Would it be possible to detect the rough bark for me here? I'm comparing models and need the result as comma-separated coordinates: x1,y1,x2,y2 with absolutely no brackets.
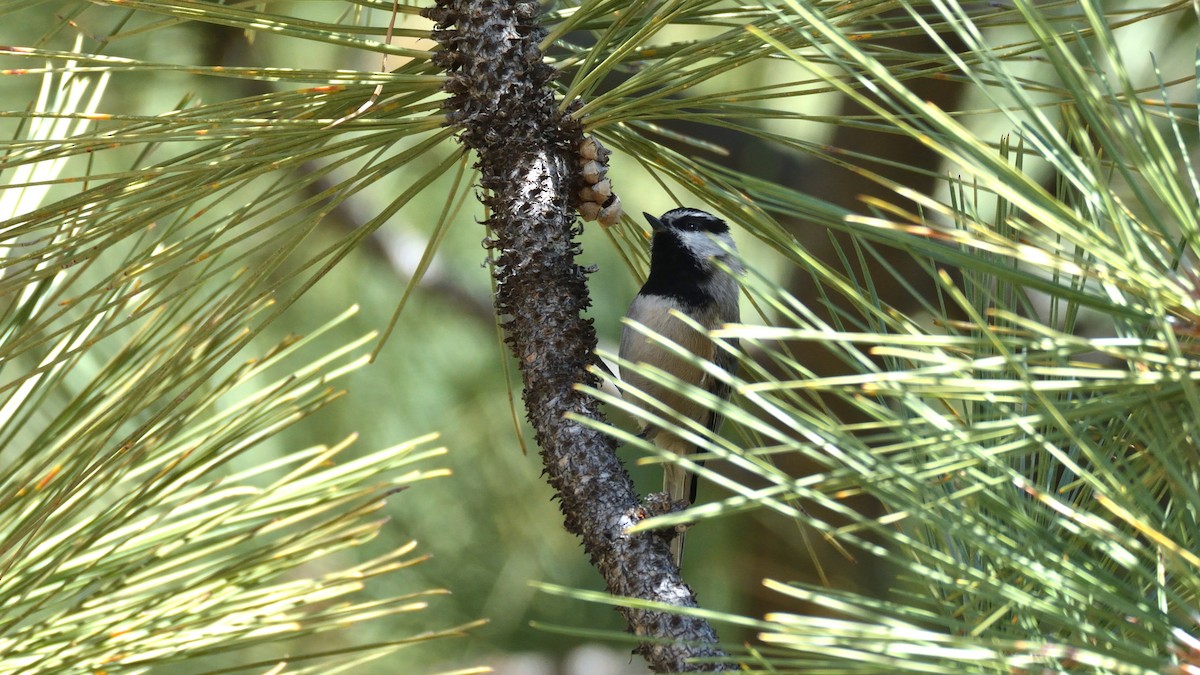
422,0,731,670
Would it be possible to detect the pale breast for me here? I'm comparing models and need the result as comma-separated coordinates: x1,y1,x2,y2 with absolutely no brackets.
619,295,722,430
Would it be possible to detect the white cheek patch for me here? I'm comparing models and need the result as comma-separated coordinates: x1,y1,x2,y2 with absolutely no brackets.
676,232,735,267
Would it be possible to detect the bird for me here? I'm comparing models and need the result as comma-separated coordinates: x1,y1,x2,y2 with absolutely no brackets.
619,207,741,565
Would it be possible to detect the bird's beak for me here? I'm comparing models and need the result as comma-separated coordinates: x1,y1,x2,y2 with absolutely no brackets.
643,212,665,232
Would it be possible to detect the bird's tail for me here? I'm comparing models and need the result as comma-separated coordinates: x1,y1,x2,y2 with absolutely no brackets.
659,433,697,566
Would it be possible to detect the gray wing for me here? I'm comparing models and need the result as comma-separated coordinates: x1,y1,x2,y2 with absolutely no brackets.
705,339,737,436
703,276,740,438
689,297,739,503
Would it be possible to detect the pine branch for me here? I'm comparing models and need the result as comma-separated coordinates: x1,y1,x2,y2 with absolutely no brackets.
421,0,730,670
